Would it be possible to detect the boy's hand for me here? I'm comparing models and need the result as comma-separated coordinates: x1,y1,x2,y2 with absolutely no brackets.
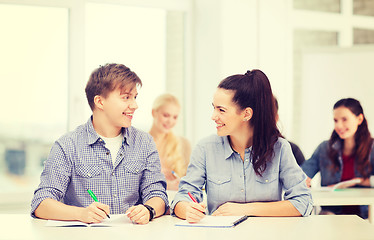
125,205,150,224
79,202,110,223
185,202,206,223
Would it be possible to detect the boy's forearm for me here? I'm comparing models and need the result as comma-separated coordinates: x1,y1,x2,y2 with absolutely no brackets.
34,198,82,221
173,201,188,219
144,197,166,218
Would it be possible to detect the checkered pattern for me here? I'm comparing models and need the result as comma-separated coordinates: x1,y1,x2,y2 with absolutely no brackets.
31,117,168,216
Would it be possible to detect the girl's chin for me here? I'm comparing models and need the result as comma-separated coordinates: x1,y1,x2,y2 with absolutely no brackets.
338,133,353,140
161,129,171,134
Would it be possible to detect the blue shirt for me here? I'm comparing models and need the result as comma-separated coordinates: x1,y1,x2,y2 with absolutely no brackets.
302,140,374,186
301,140,374,219
31,117,168,216
171,135,313,216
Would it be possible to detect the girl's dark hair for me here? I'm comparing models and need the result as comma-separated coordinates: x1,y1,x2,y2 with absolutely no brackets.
218,70,280,176
328,98,373,178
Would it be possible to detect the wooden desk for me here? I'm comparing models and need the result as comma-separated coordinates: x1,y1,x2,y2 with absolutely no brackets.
1,214,374,240
311,188,374,223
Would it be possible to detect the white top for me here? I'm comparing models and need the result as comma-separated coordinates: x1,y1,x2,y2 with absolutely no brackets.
99,133,123,165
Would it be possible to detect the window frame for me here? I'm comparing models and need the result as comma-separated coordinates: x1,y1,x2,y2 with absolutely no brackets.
0,0,193,210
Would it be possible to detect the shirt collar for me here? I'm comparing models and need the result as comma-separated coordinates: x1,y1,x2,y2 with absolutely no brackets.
332,140,342,151
223,136,235,160
121,127,130,146
223,136,253,160
86,116,129,146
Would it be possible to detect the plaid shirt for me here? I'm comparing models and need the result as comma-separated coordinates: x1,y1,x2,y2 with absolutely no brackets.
31,117,168,216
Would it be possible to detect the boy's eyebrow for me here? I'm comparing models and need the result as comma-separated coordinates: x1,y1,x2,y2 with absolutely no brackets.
120,88,138,95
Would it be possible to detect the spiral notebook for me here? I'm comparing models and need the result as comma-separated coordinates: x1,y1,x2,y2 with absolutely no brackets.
175,215,249,228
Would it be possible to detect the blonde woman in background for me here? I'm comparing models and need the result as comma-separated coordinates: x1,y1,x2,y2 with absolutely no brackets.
149,93,191,190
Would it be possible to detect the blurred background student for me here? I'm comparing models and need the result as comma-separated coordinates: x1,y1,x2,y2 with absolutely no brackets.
274,96,305,166
302,98,374,218
149,93,191,191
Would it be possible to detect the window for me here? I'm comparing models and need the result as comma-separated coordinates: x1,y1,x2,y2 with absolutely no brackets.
0,4,68,212
290,0,374,163
293,0,340,13
85,3,167,131
354,28,374,44
0,0,190,214
354,0,374,17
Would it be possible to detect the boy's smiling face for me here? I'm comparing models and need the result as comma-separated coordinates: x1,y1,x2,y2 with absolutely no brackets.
100,85,139,130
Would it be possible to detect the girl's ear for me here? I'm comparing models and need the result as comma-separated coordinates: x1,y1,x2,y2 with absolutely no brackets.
358,113,364,125
242,107,253,121
94,95,104,110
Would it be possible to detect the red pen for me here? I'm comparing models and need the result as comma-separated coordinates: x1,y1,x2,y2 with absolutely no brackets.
188,192,205,215
188,192,198,203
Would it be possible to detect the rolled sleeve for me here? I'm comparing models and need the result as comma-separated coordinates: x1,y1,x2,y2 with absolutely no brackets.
140,138,168,210
31,142,72,217
280,141,313,216
170,144,206,215
301,142,325,179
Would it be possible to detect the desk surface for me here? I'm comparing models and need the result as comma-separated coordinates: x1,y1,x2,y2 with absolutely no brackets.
311,188,374,224
312,188,374,206
1,214,374,240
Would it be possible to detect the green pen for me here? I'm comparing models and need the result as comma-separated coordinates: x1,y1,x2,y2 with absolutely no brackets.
87,189,110,218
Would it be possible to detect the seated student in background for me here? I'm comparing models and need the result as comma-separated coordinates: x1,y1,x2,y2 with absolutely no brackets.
302,98,374,218
274,96,305,166
149,94,191,191
171,69,313,223
31,63,168,224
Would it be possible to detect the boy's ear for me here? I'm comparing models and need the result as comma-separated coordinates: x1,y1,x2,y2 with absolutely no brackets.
94,95,104,110
152,109,156,117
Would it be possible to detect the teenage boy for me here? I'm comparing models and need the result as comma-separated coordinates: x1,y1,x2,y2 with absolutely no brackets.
31,63,168,224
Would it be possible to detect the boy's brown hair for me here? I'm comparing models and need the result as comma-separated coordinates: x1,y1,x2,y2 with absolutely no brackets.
85,63,142,110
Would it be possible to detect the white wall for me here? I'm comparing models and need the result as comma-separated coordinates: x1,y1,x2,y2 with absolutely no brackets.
191,0,224,144
299,46,374,158
191,0,294,145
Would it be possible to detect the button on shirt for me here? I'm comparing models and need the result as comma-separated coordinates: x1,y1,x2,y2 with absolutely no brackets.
31,117,168,216
171,135,313,216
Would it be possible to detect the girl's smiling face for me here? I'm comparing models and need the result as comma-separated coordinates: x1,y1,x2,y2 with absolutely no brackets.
152,103,180,134
333,106,363,141
211,88,248,137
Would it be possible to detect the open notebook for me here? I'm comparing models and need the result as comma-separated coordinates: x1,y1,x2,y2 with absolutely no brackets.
45,214,131,227
317,178,362,191
175,215,249,228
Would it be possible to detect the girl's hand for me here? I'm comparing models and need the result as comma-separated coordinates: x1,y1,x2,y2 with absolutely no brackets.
162,168,177,181
212,202,245,216
305,177,312,188
185,202,206,223
166,178,180,190
331,178,363,189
